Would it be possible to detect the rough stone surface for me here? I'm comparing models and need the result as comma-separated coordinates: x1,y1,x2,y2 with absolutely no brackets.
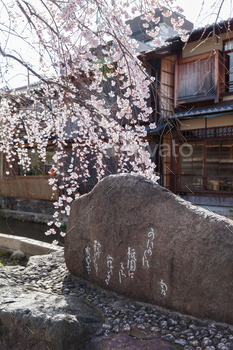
0,289,102,350
0,252,102,350
65,173,233,324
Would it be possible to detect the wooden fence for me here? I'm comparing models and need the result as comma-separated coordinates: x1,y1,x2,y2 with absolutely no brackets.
0,176,58,200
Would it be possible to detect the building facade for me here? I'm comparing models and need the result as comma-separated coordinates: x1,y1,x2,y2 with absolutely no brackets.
148,19,233,217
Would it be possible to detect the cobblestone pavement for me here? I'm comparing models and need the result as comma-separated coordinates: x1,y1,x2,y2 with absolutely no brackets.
1,251,233,350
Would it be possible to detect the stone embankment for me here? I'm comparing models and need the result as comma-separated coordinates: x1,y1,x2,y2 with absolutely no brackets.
1,251,233,350
0,209,68,224
0,209,54,224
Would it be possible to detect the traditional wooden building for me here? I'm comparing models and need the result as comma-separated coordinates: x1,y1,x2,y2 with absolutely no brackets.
1,16,232,219
147,18,233,216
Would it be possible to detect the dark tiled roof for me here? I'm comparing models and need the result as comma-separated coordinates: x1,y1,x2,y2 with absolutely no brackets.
147,104,233,135
170,104,233,119
166,17,233,43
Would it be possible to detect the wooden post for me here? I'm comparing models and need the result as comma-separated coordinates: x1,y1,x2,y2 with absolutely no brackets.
215,50,220,103
174,60,179,108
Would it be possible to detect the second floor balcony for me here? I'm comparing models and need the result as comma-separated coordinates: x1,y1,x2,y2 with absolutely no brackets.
174,51,229,107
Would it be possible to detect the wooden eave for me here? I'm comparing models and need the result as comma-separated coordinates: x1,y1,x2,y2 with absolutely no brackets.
140,42,182,62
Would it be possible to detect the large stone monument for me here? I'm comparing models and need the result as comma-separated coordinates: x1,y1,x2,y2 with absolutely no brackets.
65,174,233,324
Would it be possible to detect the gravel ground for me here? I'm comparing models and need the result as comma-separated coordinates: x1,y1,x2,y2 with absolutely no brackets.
1,251,233,350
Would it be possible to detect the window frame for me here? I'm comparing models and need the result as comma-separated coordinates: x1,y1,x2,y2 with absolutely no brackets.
223,38,233,93
177,131,233,193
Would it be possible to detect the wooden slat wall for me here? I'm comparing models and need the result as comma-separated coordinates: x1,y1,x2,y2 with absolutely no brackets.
160,55,176,117
0,176,58,200
178,56,215,99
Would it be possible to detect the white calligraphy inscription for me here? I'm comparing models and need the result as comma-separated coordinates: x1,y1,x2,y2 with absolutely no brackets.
159,279,168,296
105,255,113,285
85,246,91,274
93,240,101,275
119,262,126,283
127,247,137,278
142,228,155,267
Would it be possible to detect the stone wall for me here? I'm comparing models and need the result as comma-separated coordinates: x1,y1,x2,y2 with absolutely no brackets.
0,196,55,215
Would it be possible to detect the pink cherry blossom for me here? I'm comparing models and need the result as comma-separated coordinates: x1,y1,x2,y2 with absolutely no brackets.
0,0,187,237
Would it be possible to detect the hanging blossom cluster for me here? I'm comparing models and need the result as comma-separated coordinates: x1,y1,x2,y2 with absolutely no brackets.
171,16,190,42
0,0,186,243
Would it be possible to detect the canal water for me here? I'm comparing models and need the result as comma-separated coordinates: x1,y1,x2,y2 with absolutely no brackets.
0,218,65,246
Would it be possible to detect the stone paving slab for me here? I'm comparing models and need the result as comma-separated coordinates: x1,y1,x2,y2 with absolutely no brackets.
85,328,179,349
